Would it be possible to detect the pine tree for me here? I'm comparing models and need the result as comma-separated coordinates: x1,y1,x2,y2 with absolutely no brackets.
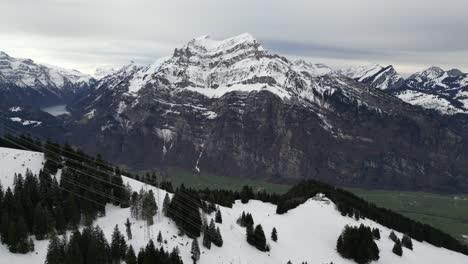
65,230,84,264
125,245,137,264
33,203,50,240
215,209,222,224
130,192,139,219
202,224,211,249
125,218,132,240
372,228,380,240
254,224,267,251
402,234,413,250
271,227,278,242
167,186,202,237
246,224,255,246
141,190,158,226
111,225,127,263
45,233,65,264
13,216,31,253
64,194,80,229
157,231,163,244
87,226,111,264
191,238,200,264
392,239,403,256
213,227,223,247
0,212,10,244
162,193,171,216
336,225,380,264
389,231,398,242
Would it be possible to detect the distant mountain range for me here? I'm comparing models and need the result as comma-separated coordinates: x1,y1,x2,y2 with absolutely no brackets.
1,34,468,192
339,64,468,114
0,51,95,107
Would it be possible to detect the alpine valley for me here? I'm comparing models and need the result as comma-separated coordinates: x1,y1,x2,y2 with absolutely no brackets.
1,33,468,194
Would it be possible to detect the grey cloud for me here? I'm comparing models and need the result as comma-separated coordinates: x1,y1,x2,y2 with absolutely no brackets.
0,0,467,74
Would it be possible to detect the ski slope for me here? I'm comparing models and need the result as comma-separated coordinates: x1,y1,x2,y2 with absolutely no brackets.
0,147,467,264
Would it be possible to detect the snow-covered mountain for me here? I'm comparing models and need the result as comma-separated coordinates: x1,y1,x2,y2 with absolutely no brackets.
338,64,404,90
399,66,468,114
63,33,468,193
1,147,467,264
93,67,119,80
0,51,95,107
341,64,468,114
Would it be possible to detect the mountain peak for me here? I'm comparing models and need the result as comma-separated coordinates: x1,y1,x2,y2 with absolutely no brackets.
186,33,262,53
447,68,464,77
0,51,10,59
419,66,445,79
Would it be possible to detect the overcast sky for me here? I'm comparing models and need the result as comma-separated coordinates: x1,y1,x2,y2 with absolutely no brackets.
1,0,467,75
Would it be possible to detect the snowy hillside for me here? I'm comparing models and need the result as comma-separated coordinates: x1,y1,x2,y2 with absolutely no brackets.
0,147,45,187
395,90,464,115
0,147,467,264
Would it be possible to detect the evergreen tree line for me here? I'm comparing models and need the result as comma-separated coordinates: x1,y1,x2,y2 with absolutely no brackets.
130,188,158,226
202,217,223,249
238,212,269,252
45,224,183,264
0,172,36,253
3,134,465,256
0,134,130,254
276,179,468,255
389,231,413,257
336,224,380,264
166,185,203,238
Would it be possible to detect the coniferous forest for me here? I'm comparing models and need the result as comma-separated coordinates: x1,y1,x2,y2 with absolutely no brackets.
0,134,467,264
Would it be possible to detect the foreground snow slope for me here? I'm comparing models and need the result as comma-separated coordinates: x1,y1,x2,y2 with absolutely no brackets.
0,147,45,188
0,147,467,264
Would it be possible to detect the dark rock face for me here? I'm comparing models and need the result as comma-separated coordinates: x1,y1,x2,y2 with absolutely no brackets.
67,81,468,193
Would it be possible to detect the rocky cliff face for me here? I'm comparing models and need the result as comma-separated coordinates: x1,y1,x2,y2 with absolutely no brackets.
65,34,468,192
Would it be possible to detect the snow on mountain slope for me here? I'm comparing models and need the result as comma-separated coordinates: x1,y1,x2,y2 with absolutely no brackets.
396,90,464,115
0,148,467,264
341,64,468,114
338,64,404,90
89,33,349,102
0,147,45,188
93,67,119,80
0,51,93,91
